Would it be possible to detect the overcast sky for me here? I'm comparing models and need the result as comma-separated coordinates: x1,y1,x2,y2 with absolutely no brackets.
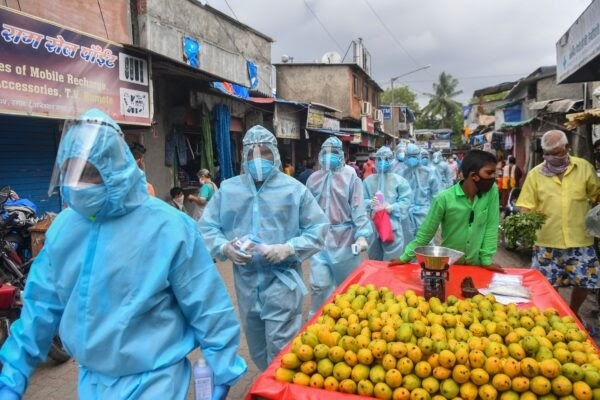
205,0,591,107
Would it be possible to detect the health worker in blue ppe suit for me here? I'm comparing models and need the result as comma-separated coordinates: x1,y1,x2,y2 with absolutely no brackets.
199,125,328,371
0,109,246,400
402,143,442,244
432,150,453,189
363,146,412,261
392,141,407,175
306,137,372,318
420,148,443,181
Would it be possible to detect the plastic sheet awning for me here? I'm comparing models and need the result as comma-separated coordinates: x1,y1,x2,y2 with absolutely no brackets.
246,261,596,400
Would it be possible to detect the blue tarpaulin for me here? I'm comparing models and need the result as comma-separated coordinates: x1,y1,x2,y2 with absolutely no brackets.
247,60,258,89
213,104,234,180
212,82,250,99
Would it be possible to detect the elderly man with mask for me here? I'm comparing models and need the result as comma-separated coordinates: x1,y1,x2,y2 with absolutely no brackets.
517,130,600,315
363,146,412,261
306,137,372,318
199,125,328,371
0,109,246,399
401,143,442,244
432,150,453,189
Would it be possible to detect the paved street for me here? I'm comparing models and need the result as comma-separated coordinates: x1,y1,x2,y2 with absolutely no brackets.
21,246,600,399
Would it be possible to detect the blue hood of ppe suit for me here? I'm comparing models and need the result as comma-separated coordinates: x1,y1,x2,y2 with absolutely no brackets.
55,108,148,219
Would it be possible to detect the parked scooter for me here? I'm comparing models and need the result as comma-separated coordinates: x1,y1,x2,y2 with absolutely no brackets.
0,186,70,363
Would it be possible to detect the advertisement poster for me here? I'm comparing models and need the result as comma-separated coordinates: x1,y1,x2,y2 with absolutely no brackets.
0,6,150,125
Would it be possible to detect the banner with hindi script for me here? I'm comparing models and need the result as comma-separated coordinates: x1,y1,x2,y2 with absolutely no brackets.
0,6,150,125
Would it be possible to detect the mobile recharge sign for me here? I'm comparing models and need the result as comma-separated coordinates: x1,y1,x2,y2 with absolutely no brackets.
0,6,150,125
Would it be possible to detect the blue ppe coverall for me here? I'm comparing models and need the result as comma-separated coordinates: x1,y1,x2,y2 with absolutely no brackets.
392,142,407,175
401,144,442,245
363,146,412,261
432,151,453,189
199,125,328,371
0,109,246,399
306,137,372,318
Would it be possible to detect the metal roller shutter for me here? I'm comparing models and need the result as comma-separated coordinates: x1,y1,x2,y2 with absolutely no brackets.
0,115,61,215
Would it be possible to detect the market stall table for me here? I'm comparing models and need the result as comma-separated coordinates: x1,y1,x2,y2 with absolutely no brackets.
246,260,598,400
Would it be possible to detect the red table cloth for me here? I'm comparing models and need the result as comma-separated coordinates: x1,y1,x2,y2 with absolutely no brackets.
246,261,596,400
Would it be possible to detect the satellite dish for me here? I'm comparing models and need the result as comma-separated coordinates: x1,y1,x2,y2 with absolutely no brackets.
321,51,342,64
281,55,290,63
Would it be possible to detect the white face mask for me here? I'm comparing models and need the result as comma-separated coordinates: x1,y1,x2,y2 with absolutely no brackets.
174,196,184,207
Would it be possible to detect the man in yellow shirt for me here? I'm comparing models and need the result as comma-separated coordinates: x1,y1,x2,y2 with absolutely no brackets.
517,130,600,314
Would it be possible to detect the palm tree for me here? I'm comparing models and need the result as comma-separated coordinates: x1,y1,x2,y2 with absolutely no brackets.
421,72,463,128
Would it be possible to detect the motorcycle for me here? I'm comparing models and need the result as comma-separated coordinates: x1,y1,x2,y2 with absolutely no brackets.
0,186,71,364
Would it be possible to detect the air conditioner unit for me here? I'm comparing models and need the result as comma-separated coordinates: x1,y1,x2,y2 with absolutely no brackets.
361,101,372,116
374,109,384,122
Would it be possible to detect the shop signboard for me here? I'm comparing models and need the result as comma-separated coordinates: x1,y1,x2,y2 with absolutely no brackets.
274,103,300,139
430,139,452,149
0,6,150,124
380,106,391,120
306,107,324,129
556,0,600,84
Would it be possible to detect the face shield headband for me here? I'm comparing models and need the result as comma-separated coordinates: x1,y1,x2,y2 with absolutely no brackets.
245,145,275,182
49,120,107,196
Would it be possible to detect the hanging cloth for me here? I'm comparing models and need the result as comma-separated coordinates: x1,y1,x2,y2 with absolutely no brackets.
200,102,215,172
213,104,234,180
165,127,188,166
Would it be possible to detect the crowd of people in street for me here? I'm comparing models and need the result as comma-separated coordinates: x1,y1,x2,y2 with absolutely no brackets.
0,109,599,399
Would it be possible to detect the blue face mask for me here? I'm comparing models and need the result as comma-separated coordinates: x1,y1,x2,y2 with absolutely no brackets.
321,153,342,170
245,158,274,181
376,160,391,172
406,157,420,168
396,152,405,162
61,184,107,218
421,159,429,166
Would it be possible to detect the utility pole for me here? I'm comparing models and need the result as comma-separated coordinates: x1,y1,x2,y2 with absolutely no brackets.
389,64,431,140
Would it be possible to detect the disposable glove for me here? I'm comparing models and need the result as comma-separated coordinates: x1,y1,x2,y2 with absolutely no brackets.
369,196,380,210
212,384,230,400
263,243,294,264
221,242,252,265
384,203,393,213
354,236,368,252
0,386,20,400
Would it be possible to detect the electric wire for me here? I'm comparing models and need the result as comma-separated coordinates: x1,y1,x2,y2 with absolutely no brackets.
361,0,431,77
96,0,109,39
301,0,345,54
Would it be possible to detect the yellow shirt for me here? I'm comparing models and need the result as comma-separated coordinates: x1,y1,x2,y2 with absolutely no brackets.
516,156,600,248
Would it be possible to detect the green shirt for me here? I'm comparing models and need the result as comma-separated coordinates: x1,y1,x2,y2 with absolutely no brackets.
400,182,499,266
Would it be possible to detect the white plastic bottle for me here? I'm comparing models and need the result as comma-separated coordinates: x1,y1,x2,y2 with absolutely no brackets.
193,356,213,400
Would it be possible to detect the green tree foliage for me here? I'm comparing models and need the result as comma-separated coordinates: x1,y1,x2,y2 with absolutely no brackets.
421,72,463,128
379,86,420,112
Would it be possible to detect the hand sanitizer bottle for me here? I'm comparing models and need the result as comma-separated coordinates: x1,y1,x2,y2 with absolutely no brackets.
193,356,213,400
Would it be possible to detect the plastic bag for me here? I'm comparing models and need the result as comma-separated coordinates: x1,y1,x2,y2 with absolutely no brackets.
373,209,394,243
585,204,600,237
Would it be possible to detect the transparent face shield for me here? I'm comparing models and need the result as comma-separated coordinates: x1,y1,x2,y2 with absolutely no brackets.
375,155,394,173
245,144,275,181
319,145,343,170
48,119,123,196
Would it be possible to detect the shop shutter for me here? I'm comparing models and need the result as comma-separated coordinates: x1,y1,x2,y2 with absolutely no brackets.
0,115,61,215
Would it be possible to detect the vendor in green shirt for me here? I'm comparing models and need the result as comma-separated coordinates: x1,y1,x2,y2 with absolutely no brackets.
390,149,504,272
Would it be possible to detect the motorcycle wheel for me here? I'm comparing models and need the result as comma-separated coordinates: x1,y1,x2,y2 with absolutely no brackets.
47,335,71,364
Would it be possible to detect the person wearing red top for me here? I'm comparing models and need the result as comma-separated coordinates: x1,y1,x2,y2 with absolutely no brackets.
362,157,376,179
